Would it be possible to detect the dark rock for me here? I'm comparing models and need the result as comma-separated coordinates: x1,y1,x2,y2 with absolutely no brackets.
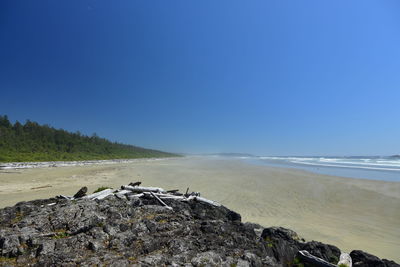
0,191,398,267
383,259,400,267
227,210,242,222
351,250,400,267
302,241,341,264
261,227,303,266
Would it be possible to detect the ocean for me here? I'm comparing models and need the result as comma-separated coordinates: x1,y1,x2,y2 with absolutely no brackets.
242,156,400,182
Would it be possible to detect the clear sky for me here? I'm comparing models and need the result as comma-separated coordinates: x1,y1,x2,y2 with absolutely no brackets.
1,0,399,156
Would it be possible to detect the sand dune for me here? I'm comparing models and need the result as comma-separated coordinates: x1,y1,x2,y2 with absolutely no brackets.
0,156,399,261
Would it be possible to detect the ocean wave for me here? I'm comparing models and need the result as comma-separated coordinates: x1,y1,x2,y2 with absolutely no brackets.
290,160,400,172
258,156,400,171
317,159,400,168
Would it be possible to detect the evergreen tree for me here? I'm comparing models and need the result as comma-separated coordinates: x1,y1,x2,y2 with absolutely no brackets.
0,115,178,162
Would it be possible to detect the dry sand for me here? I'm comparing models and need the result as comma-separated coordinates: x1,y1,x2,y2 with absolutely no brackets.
0,156,399,261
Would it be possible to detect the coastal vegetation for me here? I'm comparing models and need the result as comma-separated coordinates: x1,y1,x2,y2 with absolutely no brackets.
0,115,178,162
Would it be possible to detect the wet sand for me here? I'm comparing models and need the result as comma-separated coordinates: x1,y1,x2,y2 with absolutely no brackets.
0,156,399,261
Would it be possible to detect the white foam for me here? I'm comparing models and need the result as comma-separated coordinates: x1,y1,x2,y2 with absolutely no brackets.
258,156,400,172
291,160,400,172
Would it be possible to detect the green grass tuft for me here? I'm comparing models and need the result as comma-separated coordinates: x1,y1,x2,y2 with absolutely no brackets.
52,230,70,239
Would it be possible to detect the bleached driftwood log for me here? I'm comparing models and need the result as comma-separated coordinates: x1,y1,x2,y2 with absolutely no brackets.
156,195,185,200
84,189,114,200
195,196,221,207
55,184,222,209
297,250,336,267
150,192,173,210
143,192,184,199
114,189,132,196
337,253,352,267
183,195,221,207
122,185,165,193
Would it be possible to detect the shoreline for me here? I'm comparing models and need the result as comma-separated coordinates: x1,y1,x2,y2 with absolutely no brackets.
0,157,179,170
0,156,399,261
241,157,400,182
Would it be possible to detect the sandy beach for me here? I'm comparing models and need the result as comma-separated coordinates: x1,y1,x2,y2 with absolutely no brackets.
1,156,399,262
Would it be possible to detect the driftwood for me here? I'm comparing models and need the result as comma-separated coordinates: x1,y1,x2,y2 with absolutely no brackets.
185,196,221,207
297,250,336,267
84,189,114,200
115,189,132,196
185,187,190,197
143,192,184,200
73,187,88,198
94,190,114,200
60,184,222,210
122,185,165,193
150,192,173,210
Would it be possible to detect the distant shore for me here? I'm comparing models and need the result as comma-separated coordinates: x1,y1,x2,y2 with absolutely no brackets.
0,156,399,261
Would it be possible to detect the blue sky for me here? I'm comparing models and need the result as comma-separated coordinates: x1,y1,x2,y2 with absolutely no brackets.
1,0,399,156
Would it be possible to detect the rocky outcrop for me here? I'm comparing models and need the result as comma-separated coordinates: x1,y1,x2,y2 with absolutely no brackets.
0,189,398,266
350,250,399,267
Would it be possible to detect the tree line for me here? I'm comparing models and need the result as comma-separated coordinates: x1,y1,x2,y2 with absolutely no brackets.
0,115,178,162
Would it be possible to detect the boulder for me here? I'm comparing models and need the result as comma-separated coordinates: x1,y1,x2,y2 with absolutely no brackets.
350,250,400,267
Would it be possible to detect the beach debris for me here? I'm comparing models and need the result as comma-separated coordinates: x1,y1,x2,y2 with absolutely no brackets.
166,189,183,196
57,183,221,210
84,188,114,200
185,187,190,197
121,185,166,193
129,181,141,187
31,185,53,190
150,191,173,210
166,189,179,194
73,186,88,198
190,196,220,207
